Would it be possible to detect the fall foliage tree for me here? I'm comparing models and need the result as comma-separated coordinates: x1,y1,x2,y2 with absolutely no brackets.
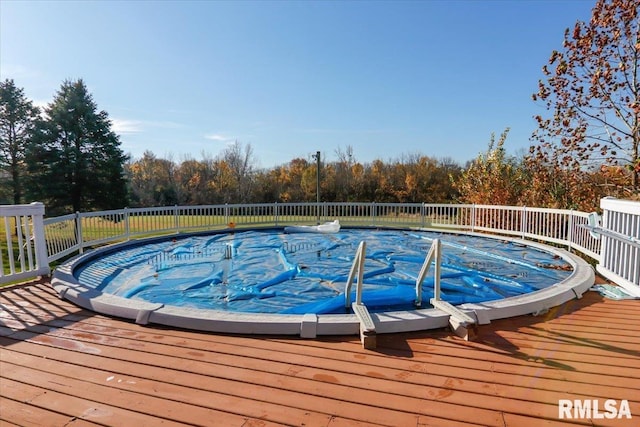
521,148,596,209
455,129,527,205
174,155,219,205
127,151,178,206
142,148,463,206
532,0,640,199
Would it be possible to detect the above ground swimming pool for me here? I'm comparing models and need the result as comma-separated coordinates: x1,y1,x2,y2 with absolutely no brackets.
52,227,595,336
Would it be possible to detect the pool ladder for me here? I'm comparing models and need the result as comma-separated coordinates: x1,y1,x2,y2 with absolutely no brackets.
344,241,376,349
418,239,477,340
345,239,477,349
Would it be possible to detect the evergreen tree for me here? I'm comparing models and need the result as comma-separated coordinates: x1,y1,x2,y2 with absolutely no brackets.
26,79,128,214
0,79,39,204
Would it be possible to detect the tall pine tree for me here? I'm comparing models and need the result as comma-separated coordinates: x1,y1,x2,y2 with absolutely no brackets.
26,79,128,214
0,79,39,204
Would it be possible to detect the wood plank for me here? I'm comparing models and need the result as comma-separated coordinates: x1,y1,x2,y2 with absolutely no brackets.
9,300,637,401
2,320,636,424
0,346,368,427
37,318,640,399
1,359,300,427
0,378,186,427
0,396,95,427
1,280,639,426
0,333,503,426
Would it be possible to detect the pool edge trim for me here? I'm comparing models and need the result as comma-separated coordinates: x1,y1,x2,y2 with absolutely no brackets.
51,228,595,337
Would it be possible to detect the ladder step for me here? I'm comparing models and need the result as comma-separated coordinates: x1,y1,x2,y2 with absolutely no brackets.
352,303,376,332
430,299,476,325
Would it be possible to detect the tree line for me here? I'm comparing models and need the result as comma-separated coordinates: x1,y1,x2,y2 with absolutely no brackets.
126,145,465,208
0,77,467,214
1,0,638,216
124,123,636,212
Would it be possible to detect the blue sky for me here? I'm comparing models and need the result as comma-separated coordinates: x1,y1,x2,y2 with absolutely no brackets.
1,0,595,169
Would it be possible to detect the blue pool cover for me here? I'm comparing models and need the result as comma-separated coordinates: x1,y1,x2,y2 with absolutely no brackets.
74,228,572,314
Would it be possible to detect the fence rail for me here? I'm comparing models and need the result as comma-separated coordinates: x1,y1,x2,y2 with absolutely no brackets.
597,197,640,291
0,203,49,284
1,200,638,294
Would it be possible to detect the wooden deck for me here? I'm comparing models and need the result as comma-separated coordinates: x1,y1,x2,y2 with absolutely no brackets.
0,278,638,427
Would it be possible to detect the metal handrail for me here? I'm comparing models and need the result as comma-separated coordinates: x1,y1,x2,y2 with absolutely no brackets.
586,212,640,248
414,238,441,307
344,241,366,308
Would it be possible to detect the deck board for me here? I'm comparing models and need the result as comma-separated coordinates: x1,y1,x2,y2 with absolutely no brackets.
1,279,638,426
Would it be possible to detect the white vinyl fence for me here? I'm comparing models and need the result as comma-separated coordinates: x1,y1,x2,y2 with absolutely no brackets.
1,199,637,294
0,203,50,284
597,197,640,293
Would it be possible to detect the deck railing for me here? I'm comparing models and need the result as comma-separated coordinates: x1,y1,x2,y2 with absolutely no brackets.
1,199,637,294
0,202,50,284
597,197,640,291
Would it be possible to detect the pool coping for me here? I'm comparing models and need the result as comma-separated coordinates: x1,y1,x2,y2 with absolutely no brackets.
51,228,595,337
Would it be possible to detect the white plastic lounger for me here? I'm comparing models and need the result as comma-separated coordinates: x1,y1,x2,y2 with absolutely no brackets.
284,219,340,234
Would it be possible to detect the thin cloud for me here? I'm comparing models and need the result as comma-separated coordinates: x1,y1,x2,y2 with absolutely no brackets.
204,133,237,143
204,133,228,141
112,119,144,134
111,119,184,134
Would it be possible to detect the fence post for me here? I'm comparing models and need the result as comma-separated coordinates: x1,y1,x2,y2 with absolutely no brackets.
274,202,279,226
124,207,130,241
599,204,609,271
567,210,574,251
520,206,527,239
75,212,83,254
174,205,180,233
29,202,50,276
371,202,376,226
471,204,476,232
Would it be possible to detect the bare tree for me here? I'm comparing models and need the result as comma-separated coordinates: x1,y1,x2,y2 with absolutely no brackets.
219,141,256,202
